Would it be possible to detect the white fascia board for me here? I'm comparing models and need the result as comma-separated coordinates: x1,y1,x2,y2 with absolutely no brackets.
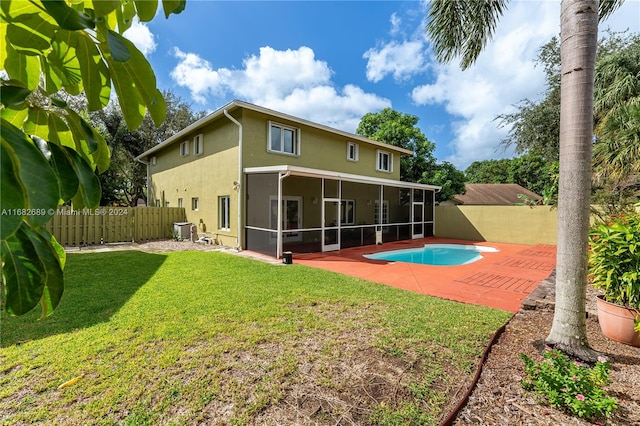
135,100,413,161
244,165,442,191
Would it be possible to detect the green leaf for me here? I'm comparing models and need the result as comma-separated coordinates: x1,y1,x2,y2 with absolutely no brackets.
3,45,41,90
73,32,110,111
0,105,28,128
148,88,167,127
0,224,46,316
5,15,55,55
107,29,131,62
116,1,137,33
48,142,79,202
104,31,166,129
91,0,120,18
0,81,32,106
135,0,158,22
65,147,102,210
47,112,75,148
162,0,186,18
23,107,51,141
1,119,59,227
48,29,82,95
41,0,95,31
0,137,27,240
26,226,64,319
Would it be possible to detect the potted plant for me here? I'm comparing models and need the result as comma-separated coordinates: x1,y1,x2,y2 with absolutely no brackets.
588,209,640,347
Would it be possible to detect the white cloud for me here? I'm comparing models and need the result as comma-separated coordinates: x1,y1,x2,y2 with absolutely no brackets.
363,40,427,83
411,0,640,170
390,12,402,36
412,1,560,169
123,20,156,56
170,46,390,132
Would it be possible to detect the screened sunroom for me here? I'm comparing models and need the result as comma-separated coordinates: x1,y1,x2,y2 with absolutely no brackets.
244,165,440,258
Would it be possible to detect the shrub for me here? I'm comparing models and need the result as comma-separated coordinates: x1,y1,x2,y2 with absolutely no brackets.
519,348,617,421
589,209,640,310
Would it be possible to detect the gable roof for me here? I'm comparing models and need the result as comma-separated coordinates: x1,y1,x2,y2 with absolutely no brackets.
454,183,541,205
136,100,413,161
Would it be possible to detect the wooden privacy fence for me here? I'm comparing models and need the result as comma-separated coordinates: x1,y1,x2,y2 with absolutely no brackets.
45,207,187,246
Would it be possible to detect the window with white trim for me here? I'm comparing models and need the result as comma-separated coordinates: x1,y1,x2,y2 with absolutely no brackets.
347,142,359,162
341,200,355,225
180,141,189,157
193,133,203,155
150,156,157,165
191,197,199,211
375,200,389,225
376,150,392,172
219,196,230,231
268,122,299,155
269,196,303,241
178,198,183,208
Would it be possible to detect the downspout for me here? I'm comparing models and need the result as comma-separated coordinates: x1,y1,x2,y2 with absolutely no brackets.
277,171,291,258
223,109,243,250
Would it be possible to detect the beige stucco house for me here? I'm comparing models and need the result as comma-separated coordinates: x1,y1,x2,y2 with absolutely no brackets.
136,100,440,258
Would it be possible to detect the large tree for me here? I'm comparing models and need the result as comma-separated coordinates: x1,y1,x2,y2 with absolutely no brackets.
1,0,185,317
92,91,205,206
427,0,622,360
357,108,437,183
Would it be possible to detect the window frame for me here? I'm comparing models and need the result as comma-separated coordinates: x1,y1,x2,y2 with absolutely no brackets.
219,196,230,231
376,149,393,173
340,199,355,225
191,197,199,211
267,121,300,156
150,156,157,166
178,198,183,208
346,142,359,162
180,140,189,157
193,133,204,156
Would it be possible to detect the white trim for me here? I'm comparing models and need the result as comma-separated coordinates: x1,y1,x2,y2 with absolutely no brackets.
136,100,412,161
267,121,300,156
376,149,393,173
219,195,230,231
346,141,359,162
191,197,199,211
193,133,204,156
244,165,441,191
180,140,189,157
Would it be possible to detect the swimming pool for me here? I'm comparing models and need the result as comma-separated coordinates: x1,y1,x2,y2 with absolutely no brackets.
364,244,499,266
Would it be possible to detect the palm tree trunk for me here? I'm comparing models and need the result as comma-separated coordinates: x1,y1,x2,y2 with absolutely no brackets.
546,0,599,361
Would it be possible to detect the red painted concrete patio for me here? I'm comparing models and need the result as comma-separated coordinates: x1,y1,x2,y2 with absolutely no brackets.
293,238,557,313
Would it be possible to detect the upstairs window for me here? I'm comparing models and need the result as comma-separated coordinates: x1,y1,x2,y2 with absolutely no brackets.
193,133,203,155
347,142,359,162
268,122,299,156
178,198,183,208
180,141,189,157
191,197,199,211
150,156,157,166
376,150,392,173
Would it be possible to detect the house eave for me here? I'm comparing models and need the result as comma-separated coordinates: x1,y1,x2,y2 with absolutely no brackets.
244,165,442,191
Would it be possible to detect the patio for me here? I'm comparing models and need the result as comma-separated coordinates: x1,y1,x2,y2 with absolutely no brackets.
292,237,557,312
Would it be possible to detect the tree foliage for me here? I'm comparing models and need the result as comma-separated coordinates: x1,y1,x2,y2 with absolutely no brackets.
425,162,466,203
91,91,205,206
0,0,185,317
357,108,437,183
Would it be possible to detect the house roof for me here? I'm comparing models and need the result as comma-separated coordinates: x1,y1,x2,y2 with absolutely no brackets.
245,165,441,191
453,184,541,205
135,100,414,161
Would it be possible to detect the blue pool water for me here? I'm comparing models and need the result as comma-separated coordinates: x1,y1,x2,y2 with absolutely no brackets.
364,244,499,266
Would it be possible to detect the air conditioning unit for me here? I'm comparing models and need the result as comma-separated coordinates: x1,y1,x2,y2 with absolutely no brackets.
173,222,192,240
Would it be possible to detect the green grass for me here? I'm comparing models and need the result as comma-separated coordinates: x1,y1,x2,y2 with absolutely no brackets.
0,250,510,425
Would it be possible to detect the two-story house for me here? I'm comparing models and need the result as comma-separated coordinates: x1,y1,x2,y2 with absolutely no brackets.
136,100,440,258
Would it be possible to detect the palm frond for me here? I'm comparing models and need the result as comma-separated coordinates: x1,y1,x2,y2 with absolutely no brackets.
426,0,508,70
599,0,625,21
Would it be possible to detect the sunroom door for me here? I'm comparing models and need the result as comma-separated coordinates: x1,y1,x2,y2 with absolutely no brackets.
412,202,424,239
323,199,340,251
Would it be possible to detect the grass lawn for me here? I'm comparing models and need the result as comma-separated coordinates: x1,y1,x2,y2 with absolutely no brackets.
1,250,511,425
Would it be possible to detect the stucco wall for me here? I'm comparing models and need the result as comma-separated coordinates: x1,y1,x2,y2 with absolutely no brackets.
434,205,558,245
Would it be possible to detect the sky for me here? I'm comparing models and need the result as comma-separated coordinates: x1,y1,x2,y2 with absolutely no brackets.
124,0,640,170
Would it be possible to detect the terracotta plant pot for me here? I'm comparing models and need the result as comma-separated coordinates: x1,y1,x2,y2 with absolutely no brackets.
596,295,640,347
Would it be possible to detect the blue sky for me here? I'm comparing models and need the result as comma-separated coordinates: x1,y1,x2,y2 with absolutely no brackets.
125,0,640,170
